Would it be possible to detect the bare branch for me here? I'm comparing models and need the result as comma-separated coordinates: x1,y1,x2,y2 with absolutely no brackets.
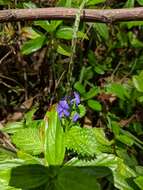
1,7,143,23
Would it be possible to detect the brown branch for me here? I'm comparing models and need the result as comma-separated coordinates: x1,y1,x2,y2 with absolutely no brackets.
1,7,143,23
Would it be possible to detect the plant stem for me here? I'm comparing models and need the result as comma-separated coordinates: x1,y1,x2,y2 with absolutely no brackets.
67,0,87,93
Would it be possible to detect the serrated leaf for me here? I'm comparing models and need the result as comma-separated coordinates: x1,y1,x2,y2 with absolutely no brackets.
12,128,43,155
65,126,112,156
45,105,65,165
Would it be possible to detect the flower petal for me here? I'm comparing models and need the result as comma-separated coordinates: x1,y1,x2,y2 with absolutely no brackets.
72,113,80,122
59,100,69,110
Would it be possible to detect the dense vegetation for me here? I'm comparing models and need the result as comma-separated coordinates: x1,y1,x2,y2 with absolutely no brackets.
1,0,143,189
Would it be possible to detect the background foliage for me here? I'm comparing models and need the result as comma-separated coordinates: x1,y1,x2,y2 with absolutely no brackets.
1,0,143,189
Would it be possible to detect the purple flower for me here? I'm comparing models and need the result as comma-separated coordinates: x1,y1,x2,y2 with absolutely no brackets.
71,92,80,106
72,113,80,122
57,100,70,118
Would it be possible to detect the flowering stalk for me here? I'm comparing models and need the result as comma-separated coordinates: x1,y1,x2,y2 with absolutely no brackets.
67,0,87,93
57,92,81,123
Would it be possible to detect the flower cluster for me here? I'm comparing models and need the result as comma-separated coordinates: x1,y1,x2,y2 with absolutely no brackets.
57,92,80,122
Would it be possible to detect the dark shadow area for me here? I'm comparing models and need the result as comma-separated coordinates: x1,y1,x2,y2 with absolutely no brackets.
9,164,113,190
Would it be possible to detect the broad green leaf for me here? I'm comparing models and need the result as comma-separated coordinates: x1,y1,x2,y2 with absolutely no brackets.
56,27,88,40
74,81,86,94
57,44,71,56
93,23,109,40
68,153,136,190
55,166,101,190
12,128,43,155
21,36,46,55
45,105,65,165
134,176,143,190
133,71,143,92
88,99,102,111
9,165,49,189
87,0,106,6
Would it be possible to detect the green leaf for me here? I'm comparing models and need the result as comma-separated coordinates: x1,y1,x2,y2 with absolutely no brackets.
116,134,134,146
12,128,43,155
137,0,143,5
0,0,10,5
1,121,24,134
55,166,101,190
21,36,46,55
0,148,15,161
83,87,99,100
128,32,143,48
93,128,113,146
65,126,112,156
106,83,129,100
34,20,62,33
22,27,41,39
133,71,143,92
45,105,65,165
23,2,37,8
134,176,143,190
9,165,49,189
74,81,86,94
0,159,24,170
57,44,71,56
87,99,102,111
17,151,43,165
78,104,86,117
93,23,109,40
124,0,135,7
56,27,88,40
68,153,136,190
86,0,106,6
